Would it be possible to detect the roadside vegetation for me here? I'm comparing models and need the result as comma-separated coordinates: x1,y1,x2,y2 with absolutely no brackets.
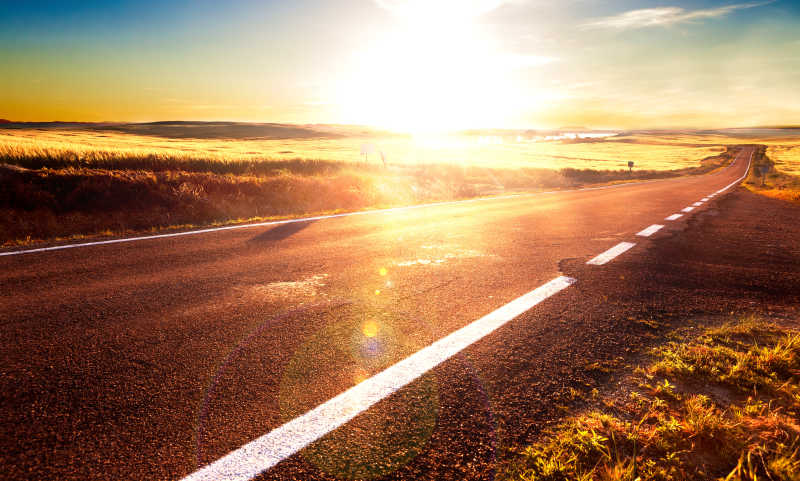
767,142,800,177
0,127,726,170
0,127,736,246
503,317,800,481
744,145,800,203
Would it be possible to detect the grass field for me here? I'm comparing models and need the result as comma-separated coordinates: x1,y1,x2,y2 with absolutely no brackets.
4,123,796,246
0,126,727,171
766,142,800,177
618,130,800,178
504,317,800,481
743,145,800,203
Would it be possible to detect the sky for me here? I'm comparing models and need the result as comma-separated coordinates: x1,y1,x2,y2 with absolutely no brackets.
1,0,798,130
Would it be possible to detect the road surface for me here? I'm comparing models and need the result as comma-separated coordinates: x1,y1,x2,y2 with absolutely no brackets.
5,147,790,481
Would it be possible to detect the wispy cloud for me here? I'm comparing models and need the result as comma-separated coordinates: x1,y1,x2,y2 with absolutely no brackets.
583,1,772,30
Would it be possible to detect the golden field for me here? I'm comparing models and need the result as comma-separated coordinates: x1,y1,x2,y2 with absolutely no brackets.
766,142,800,176
0,127,727,172
6,123,796,246
743,144,800,203
620,131,800,177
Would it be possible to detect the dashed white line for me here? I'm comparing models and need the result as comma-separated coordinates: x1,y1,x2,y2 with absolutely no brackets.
1,149,755,258
665,214,683,221
16,149,759,481
180,276,577,481
586,242,636,266
0,174,694,258
636,224,664,237
681,206,695,213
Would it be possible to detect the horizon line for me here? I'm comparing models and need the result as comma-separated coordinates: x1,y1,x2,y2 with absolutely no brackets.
1,119,798,133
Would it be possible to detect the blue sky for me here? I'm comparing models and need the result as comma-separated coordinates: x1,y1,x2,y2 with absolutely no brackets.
1,0,798,129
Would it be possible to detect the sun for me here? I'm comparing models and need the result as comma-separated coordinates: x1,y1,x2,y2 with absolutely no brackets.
334,3,520,133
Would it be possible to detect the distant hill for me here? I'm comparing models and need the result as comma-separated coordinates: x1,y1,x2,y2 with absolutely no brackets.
100,121,348,140
0,121,399,140
0,119,12,124
749,125,800,130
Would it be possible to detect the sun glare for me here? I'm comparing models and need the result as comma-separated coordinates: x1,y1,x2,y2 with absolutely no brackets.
336,3,523,133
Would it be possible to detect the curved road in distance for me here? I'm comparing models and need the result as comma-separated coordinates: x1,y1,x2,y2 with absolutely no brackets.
1,147,753,480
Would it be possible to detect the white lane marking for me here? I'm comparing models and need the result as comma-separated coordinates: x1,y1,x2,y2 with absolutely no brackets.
715,148,754,194
0,179,676,258
1,152,751,258
586,242,636,265
1,197,519,257
636,224,664,237
181,276,577,481
701,197,709,202
1,149,753,259
675,149,753,216
586,153,746,251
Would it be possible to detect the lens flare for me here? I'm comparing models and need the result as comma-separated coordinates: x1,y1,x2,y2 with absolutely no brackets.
353,367,370,385
362,320,379,338
279,316,441,479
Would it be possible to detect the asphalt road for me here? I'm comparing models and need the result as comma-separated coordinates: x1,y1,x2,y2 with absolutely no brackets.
2,147,783,481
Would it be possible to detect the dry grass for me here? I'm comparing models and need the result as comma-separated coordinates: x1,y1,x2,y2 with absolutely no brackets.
0,126,742,245
766,142,800,177
3,160,723,246
743,146,800,203
619,131,800,202
0,127,727,171
504,317,800,481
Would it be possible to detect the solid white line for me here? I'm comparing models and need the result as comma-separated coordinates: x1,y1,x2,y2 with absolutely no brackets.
665,214,683,221
701,197,709,202
0,197,517,257
715,148,754,194
683,149,753,212
0,182,665,258
586,242,636,265
1,147,754,260
692,201,703,207
180,276,577,481
1,152,752,258
636,224,664,237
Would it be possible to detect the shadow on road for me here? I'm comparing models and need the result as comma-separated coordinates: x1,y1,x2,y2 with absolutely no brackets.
250,220,315,243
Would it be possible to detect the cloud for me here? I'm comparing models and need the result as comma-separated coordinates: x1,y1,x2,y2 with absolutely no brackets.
582,1,772,30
